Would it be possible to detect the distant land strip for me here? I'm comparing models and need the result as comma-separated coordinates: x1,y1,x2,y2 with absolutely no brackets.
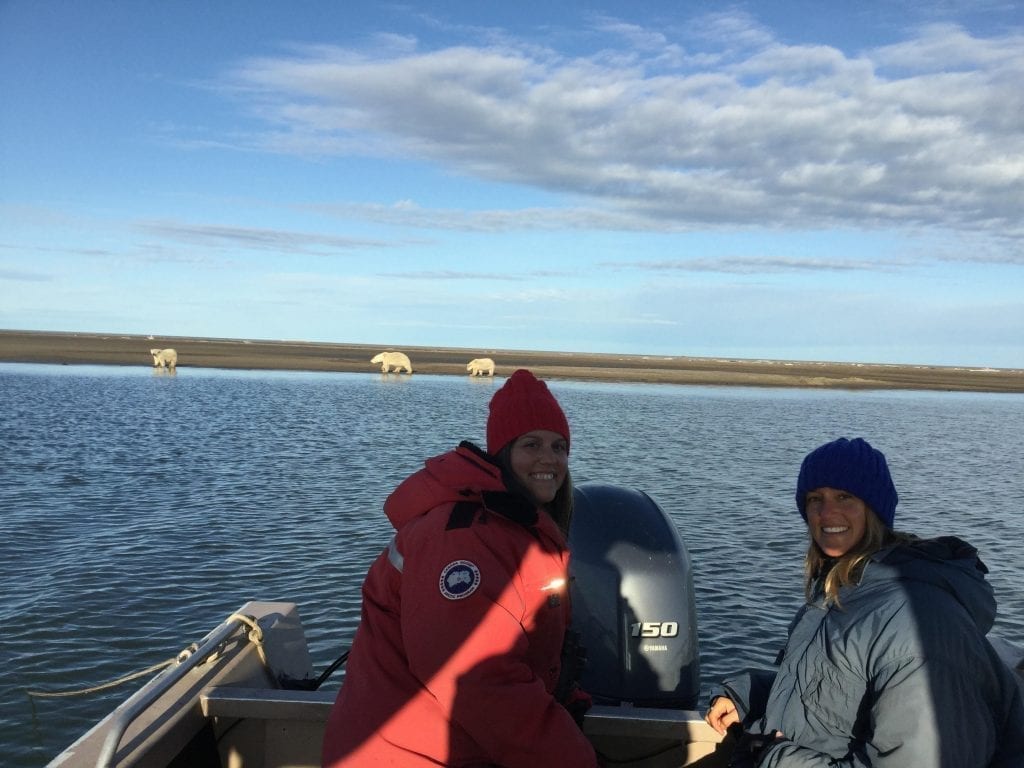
1,329,1022,393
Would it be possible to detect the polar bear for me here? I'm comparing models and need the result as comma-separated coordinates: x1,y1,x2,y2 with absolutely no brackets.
371,351,413,374
466,358,495,377
150,348,178,370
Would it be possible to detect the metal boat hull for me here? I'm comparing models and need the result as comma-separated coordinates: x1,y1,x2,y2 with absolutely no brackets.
48,601,728,768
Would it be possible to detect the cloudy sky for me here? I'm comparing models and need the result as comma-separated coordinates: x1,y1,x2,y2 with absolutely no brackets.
2,1,1022,368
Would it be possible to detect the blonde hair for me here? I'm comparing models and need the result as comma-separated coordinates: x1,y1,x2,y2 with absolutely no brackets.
804,509,914,606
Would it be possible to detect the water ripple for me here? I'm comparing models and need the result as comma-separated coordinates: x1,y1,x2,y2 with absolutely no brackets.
1,365,1022,767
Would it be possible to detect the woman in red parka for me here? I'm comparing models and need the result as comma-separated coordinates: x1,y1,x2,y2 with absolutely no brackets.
322,369,599,768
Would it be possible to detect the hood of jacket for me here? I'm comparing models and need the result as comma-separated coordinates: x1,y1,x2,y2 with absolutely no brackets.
383,440,540,531
870,535,996,634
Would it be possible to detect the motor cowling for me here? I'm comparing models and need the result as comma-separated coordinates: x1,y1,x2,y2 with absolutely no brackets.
568,482,700,709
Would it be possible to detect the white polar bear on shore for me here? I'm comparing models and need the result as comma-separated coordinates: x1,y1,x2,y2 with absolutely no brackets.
371,351,413,374
466,358,495,377
150,348,178,370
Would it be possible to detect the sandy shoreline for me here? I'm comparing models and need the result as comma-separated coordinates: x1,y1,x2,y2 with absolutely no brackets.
1,329,1022,393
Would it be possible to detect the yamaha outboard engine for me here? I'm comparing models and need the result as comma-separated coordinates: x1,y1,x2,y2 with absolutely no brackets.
568,482,700,709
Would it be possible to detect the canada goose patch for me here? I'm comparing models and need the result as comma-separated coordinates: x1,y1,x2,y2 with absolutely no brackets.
439,560,481,600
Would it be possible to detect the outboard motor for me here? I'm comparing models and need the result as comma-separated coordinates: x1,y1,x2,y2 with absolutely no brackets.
568,482,700,709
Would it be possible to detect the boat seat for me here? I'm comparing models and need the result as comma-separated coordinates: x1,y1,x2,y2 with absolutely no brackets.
201,686,335,721
201,686,712,737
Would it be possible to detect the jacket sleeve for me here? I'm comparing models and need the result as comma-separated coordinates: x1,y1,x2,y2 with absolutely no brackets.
713,669,777,726
400,524,598,768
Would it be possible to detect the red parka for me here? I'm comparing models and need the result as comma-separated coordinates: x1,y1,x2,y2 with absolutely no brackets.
322,442,598,768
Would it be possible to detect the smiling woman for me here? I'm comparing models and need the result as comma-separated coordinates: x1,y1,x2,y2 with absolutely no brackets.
796,437,900,589
487,368,575,531
803,488,868,557
705,437,1024,767
321,369,598,767
507,430,569,505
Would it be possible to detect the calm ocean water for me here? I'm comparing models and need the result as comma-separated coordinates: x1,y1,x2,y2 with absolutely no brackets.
1,362,1023,767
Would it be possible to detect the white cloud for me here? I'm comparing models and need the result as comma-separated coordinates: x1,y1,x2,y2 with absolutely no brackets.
138,220,397,254
601,256,908,275
213,17,1024,240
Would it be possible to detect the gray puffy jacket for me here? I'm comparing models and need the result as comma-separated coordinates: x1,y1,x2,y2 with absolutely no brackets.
716,536,1024,767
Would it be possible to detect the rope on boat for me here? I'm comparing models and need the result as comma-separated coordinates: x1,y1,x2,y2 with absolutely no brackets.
225,612,268,666
24,646,196,699
26,612,268,699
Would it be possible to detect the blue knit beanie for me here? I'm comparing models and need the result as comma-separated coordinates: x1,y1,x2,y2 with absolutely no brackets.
795,437,898,528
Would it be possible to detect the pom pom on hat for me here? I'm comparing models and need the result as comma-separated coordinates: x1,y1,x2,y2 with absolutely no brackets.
795,437,898,528
487,369,570,455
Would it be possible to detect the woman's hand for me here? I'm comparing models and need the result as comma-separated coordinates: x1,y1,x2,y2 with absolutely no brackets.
705,696,740,736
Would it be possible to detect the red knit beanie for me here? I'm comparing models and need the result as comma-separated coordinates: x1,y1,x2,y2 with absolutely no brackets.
486,369,570,455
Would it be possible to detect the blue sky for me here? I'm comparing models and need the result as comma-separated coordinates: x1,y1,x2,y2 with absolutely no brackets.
2,1,1022,368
